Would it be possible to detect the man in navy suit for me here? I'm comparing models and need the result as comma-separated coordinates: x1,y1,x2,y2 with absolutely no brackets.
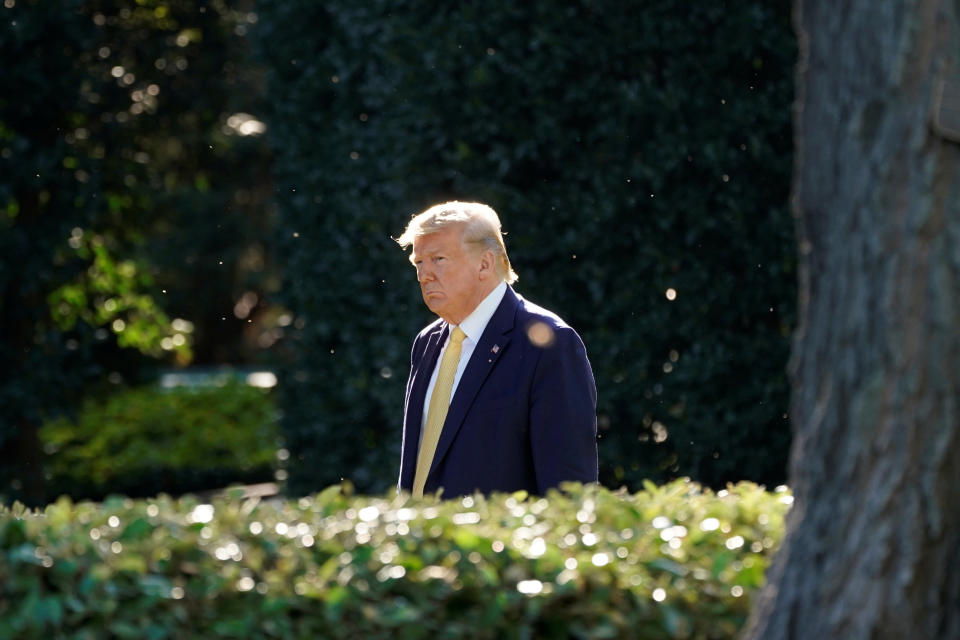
395,201,598,497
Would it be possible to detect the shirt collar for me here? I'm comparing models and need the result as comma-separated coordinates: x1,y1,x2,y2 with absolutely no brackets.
453,281,507,344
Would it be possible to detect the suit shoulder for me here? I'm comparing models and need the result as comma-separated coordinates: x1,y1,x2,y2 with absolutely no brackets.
515,295,573,331
514,294,590,353
415,317,445,341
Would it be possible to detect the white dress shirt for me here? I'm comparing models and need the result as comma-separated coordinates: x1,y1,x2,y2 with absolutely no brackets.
420,281,508,438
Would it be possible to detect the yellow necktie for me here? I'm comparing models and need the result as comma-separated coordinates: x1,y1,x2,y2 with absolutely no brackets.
413,327,466,497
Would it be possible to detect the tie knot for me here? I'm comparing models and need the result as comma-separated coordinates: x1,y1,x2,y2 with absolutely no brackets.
450,327,466,345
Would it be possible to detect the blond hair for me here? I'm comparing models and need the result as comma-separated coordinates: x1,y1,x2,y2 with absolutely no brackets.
396,201,518,284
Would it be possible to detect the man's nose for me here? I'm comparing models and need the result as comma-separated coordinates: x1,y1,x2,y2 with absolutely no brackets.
416,264,433,282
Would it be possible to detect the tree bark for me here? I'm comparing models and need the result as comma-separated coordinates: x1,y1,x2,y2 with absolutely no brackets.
744,1,960,638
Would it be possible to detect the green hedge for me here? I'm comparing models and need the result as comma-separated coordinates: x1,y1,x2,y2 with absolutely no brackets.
0,480,789,639
38,381,279,502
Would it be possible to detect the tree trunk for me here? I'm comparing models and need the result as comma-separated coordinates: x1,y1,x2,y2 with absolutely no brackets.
744,1,960,639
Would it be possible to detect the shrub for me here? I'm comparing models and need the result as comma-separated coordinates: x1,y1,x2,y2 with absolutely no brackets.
0,479,789,639
39,380,279,501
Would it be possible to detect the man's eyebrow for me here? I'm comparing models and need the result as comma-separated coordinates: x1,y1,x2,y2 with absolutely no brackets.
411,247,439,260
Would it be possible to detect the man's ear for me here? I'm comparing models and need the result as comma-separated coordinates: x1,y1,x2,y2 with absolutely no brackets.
478,249,496,280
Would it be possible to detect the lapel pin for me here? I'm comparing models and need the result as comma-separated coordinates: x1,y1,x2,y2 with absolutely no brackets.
491,345,500,353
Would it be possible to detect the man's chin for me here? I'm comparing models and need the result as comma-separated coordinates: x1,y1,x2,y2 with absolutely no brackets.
423,294,445,309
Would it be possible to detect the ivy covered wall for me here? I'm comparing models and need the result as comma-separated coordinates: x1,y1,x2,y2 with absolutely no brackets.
254,1,797,494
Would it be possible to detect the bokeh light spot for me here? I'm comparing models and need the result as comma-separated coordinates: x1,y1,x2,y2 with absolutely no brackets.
526,321,555,348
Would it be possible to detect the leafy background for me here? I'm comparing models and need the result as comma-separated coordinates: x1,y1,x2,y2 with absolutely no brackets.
1,0,797,503
256,0,797,495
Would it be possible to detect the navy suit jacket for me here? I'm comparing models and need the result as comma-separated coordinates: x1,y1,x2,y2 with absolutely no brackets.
398,286,598,496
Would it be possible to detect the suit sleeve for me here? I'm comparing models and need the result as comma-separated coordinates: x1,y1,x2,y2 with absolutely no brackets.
398,332,426,492
528,325,599,492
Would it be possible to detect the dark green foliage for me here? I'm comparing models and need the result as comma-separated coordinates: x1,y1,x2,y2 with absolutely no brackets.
1,0,106,504
0,0,273,503
0,479,790,638
38,380,279,502
254,1,797,494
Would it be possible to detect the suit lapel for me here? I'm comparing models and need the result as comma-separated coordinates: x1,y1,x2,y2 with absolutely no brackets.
427,287,520,481
400,323,447,489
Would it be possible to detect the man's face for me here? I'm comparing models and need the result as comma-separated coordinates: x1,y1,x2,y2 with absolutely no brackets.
411,225,487,324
